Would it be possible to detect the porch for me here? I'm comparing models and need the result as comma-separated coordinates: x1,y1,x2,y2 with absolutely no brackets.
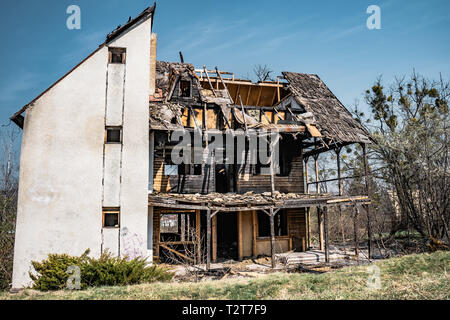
149,192,370,270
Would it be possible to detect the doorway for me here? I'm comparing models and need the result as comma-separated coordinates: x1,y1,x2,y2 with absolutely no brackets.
216,212,238,260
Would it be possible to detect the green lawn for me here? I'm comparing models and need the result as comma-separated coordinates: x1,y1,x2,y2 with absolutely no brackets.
1,251,448,300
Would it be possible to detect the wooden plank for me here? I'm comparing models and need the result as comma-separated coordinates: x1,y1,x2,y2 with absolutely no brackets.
324,207,329,262
206,209,211,270
196,210,201,263
181,108,189,127
238,211,243,260
206,109,218,129
305,123,322,137
318,207,324,251
212,214,217,262
159,244,194,262
252,211,257,257
270,208,275,268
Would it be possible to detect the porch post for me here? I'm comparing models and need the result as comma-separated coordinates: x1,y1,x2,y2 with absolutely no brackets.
318,207,324,251
354,204,360,260
206,209,211,270
336,147,346,253
323,207,329,263
362,143,373,259
196,210,201,263
270,208,276,268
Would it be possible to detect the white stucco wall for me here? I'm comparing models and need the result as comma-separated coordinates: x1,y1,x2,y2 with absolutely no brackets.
12,47,108,289
12,16,152,289
107,19,151,261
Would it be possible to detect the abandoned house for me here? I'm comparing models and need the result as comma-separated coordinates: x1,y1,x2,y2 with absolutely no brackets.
9,4,373,289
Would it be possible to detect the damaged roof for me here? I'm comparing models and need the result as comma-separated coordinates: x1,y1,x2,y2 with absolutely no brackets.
283,72,372,144
150,63,372,145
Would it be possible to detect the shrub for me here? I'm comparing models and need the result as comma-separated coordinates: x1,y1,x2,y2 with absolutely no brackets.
30,249,173,291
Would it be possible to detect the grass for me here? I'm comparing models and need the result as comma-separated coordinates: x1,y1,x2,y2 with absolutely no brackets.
1,251,448,300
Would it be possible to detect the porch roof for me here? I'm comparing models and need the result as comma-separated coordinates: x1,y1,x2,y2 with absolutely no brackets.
148,191,370,212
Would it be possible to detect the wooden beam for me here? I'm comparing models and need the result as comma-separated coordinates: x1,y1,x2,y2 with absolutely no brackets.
354,205,360,260
256,86,263,106
238,211,243,261
203,66,217,97
362,143,373,259
323,207,329,263
159,244,194,262
206,209,211,270
314,154,320,194
270,208,276,268
276,76,281,102
318,207,324,251
196,210,201,264
238,95,248,132
212,214,217,262
304,157,310,194
234,84,241,105
307,208,311,248
246,85,252,106
216,66,234,103
252,210,257,257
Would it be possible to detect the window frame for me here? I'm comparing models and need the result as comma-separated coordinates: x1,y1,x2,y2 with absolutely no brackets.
105,126,123,144
102,208,120,228
108,47,127,64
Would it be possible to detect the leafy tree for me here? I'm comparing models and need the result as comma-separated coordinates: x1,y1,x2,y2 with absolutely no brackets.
359,72,449,240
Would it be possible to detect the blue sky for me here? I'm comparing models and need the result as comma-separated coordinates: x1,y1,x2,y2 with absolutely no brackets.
0,0,449,132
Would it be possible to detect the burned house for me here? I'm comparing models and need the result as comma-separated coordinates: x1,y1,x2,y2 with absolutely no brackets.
147,61,373,268
9,4,373,289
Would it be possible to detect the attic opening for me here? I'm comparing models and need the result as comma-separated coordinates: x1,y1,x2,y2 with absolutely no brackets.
179,80,192,98
108,47,126,64
198,78,290,107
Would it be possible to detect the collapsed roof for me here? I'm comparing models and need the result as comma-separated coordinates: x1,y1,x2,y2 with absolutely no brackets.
150,61,372,144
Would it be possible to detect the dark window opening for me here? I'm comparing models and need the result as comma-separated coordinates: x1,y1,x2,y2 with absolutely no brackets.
180,80,191,98
164,147,202,176
103,209,120,228
109,48,126,64
254,163,271,175
257,210,288,237
106,127,122,143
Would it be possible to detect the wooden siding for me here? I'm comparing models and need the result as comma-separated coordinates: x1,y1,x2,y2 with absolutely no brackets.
237,154,304,194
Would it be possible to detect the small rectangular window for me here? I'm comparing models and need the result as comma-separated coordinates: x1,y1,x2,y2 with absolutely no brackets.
180,80,191,98
108,48,126,64
103,208,120,228
106,127,122,143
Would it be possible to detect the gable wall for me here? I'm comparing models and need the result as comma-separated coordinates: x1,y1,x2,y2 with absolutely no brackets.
12,17,153,289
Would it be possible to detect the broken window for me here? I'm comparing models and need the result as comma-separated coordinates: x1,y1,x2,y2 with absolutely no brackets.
160,214,178,233
108,47,126,64
103,208,120,228
257,210,288,237
277,136,296,177
164,146,202,176
179,80,191,98
105,127,122,143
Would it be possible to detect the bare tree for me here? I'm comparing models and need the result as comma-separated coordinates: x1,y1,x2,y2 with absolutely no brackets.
0,127,19,290
253,64,274,82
